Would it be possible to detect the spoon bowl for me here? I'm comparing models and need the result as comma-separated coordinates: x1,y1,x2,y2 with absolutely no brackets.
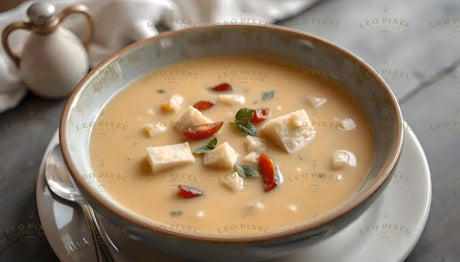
45,145,84,201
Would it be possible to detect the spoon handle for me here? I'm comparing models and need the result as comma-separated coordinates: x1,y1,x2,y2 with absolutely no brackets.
80,202,116,262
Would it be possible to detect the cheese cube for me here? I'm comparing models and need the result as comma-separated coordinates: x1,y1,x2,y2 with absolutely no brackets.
219,172,244,192
335,118,356,131
146,142,195,173
332,150,356,169
260,109,315,153
175,105,213,131
307,96,327,109
243,152,259,164
203,142,239,170
143,122,167,137
161,94,184,112
245,135,266,153
218,94,245,105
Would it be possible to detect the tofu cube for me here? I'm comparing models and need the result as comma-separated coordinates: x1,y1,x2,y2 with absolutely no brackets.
146,142,195,173
175,105,213,131
245,135,266,153
332,150,356,169
203,142,239,170
161,94,184,112
307,96,327,109
218,94,245,105
243,152,260,164
260,109,316,153
335,118,356,131
219,172,244,192
143,122,167,137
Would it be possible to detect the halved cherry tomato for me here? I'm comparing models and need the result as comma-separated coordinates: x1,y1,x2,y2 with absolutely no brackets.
251,107,270,124
211,83,232,92
182,121,224,140
178,185,204,198
193,100,215,111
259,153,284,192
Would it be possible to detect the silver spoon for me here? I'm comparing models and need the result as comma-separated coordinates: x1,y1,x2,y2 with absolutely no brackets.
45,144,116,262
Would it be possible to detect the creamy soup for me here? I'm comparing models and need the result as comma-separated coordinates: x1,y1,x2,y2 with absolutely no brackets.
90,55,374,237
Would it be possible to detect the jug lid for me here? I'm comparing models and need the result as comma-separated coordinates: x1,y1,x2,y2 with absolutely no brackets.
25,2,61,34
27,2,56,26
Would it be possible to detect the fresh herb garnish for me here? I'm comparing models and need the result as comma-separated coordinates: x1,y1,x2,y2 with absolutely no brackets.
236,122,257,136
170,210,182,217
262,91,275,101
235,164,260,178
235,108,254,122
233,108,257,136
193,138,217,154
157,89,165,94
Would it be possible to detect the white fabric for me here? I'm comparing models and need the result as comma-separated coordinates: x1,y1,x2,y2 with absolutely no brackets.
0,0,315,113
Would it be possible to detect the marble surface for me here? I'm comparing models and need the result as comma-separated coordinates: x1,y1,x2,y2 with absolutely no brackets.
0,0,459,261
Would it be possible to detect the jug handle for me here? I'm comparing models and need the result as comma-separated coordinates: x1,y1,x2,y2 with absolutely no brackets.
56,4,93,52
1,21,32,67
1,4,93,68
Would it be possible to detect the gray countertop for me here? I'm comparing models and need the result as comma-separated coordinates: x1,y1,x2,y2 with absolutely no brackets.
0,0,459,261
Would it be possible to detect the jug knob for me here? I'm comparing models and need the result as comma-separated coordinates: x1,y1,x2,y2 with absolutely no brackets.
27,2,57,26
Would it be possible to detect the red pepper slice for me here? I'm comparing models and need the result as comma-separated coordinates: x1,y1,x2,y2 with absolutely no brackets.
193,100,215,111
259,153,284,192
178,185,204,198
251,107,270,124
211,83,232,92
182,121,224,140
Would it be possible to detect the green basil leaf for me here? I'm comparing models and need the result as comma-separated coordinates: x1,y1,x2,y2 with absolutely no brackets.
235,108,254,124
236,122,257,136
235,164,260,178
208,137,217,148
233,108,257,135
193,146,212,154
193,138,218,154
157,89,165,94
170,210,182,217
262,91,275,101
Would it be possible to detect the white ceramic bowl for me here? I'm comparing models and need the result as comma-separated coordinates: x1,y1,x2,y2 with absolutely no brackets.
60,24,403,261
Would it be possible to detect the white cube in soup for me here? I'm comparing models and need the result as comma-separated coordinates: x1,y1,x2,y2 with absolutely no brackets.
335,118,356,131
218,94,246,105
143,122,167,137
203,142,239,170
219,172,244,192
243,151,260,164
260,109,316,153
175,105,213,131
332,150,356,169
146,142,195,173
245,135,266,153
306,96,327,109
161,94,184,112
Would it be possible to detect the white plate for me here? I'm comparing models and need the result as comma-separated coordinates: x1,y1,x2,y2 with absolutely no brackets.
36,123,431,262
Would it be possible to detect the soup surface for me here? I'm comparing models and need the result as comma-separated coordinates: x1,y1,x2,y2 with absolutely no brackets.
90,55,374,237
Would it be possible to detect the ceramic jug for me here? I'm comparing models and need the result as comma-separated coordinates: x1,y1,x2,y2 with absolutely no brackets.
2,2,93,98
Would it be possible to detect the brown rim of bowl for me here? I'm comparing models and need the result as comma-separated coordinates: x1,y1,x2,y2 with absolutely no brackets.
60,24,404,243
